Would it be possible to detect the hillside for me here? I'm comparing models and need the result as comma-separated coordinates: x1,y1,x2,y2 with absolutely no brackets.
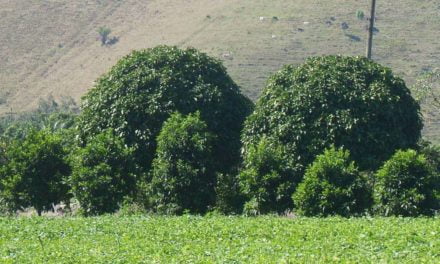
1,0,439,141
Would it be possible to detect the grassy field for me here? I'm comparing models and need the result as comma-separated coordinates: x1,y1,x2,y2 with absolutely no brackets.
0,216,439,263
1,0,439,141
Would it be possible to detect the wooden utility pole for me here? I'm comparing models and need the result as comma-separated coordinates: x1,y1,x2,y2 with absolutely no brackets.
366,0,377,59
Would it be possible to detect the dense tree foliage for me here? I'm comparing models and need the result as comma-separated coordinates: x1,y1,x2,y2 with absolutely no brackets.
70,129,137,216
374,149,439,216
78,46,253,176
241,56,422,212
148,112,215,214
0,51,435,217
0,130,70,215
293,147,372,217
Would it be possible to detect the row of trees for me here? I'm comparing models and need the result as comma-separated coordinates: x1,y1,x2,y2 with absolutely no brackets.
0,46,438,216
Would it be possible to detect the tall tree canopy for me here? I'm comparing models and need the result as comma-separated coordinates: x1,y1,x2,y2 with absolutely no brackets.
78,46,253,174
241,56,422,212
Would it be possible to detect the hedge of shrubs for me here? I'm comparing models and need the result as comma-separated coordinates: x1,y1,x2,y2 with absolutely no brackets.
0,46,438,217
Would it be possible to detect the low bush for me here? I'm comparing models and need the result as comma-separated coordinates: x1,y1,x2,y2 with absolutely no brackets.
0,130,71,215
70,129,137,216
374,149,439,216
239,137,298,214
356,10,365,20
97,27,111,45
293,147,372,217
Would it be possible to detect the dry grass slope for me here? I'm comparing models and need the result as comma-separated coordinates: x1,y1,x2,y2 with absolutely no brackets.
0,0,439,140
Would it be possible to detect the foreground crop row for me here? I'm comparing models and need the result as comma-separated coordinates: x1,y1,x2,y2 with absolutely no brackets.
0,216,439,263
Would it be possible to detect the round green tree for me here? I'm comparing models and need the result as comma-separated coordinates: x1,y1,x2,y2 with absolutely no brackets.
78,45,253,175
70,129,137,216
293,147,372,217
374,149,439,216
241,56,422,212
148,112,215,214
0,130,71,215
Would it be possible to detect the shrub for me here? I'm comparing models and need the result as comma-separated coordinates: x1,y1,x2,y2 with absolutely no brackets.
78,45,253,177
356,10,365,20
0,130,70,215
148,112,215,214
70,129,137,216
293,147,372,217
374,149,439,216
98,27,111,45
241,56,422,212
239,137,297,214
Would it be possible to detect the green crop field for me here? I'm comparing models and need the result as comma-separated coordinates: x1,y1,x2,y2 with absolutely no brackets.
0,216,439,263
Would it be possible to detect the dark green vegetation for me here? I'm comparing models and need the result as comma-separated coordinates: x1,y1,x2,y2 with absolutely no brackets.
239,137,293,214
78,45,253,175
374,149,440,216
75,45,252,214
293,147,372,217
70,130,137,216
240,56,424,213
148,112,216,214
243,56,422,170
0,216,439,263
419,141,440,174
0,130,70,216
0,47,438,217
